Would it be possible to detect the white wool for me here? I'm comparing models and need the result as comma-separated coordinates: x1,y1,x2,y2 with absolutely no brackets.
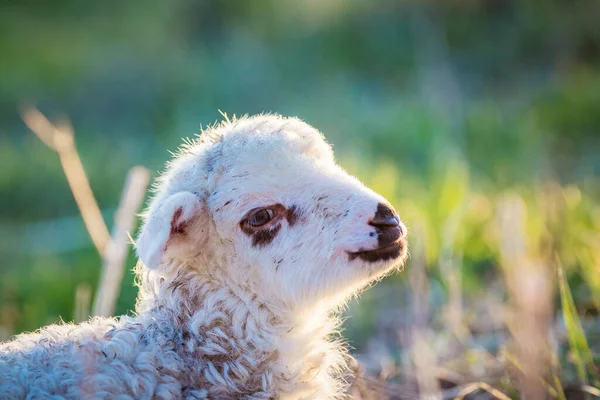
0,114,407,399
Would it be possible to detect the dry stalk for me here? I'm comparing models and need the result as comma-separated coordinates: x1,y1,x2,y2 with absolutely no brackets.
22,107,150,319
452,382,512,400
93,167,149,317
74,283,92,323
409,220,441,399
21,108,110,255
496,193,553,399
439,211,469,343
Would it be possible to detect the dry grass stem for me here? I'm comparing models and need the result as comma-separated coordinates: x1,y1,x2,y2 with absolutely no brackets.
22,107,150,319
22,107,111,255
74,283,92,323
93,167,150,317
409,221,441,399
453,382,512,400
497,193,554,399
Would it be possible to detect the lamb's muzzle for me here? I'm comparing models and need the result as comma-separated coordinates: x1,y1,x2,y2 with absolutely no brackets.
347,202,407,263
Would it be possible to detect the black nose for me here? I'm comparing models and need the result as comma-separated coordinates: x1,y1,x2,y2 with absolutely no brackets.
369,203,404,246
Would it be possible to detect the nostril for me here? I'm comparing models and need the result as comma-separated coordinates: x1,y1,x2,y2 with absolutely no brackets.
369,216,399,228
369,203,400,229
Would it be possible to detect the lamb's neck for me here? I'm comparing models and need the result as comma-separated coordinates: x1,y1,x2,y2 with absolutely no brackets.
139,264,348,398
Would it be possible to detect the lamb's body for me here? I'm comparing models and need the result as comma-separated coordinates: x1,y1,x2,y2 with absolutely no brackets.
0,115,407,399
1,268,342,399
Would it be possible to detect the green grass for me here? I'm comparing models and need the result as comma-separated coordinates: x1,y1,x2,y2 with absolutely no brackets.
341,158,600,397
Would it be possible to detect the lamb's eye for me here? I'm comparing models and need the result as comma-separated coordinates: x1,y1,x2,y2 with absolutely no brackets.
248,209,274,227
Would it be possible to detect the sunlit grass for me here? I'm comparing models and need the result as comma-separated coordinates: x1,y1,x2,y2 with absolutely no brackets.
559,261,595,385
343,154,600,397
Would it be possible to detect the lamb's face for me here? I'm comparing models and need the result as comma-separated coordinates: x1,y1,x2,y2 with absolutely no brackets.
204,117,407,309
137,116,407,311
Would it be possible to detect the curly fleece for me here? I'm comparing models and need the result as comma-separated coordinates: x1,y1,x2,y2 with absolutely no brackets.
0,115,407,399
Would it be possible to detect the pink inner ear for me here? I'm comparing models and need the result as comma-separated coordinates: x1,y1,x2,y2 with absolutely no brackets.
137,191,205,270
170,207,185,235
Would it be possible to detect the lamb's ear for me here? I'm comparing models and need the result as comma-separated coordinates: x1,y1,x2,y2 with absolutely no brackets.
136,191,208,270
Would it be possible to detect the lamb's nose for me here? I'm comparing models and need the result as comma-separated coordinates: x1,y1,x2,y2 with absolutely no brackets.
370,203,401,229
369,203,405,245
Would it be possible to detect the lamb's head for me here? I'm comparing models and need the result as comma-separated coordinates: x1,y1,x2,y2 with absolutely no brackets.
136,115,407,312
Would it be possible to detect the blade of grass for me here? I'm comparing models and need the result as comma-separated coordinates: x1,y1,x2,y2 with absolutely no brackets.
557,260,593,384
553,375,567,400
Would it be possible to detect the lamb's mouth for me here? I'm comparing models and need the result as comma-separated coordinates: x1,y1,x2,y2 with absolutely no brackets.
347,239,407,263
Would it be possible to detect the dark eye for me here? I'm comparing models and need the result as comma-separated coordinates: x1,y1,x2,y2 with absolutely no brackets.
248,209,275,227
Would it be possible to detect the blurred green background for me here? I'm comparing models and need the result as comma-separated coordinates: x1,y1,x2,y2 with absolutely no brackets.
1,0,599,392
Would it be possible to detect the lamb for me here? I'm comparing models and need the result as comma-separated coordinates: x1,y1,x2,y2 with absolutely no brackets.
0,114,408,399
